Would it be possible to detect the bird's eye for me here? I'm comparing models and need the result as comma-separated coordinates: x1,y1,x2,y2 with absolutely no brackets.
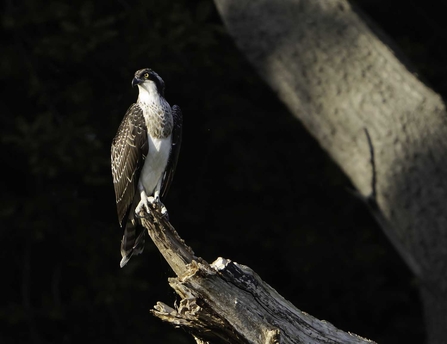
143,73,149,79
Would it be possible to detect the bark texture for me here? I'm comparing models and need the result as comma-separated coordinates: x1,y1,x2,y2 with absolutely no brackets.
141,208,374,343
213,0,447,342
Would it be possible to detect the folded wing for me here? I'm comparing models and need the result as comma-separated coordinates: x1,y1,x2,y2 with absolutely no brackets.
111,103,148,226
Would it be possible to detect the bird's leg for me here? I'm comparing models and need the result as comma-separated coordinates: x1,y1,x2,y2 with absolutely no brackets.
147,179,162,205
135,183,151,217
147,179,168,217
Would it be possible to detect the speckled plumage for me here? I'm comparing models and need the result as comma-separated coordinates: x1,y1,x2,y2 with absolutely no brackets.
111,68,183,267
139,93,173,139
111,103,148,225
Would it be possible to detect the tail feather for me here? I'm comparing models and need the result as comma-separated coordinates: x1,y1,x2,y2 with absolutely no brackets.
120,209,146,268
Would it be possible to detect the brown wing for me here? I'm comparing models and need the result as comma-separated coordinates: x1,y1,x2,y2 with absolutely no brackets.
161,105,183,198
111,103,148,226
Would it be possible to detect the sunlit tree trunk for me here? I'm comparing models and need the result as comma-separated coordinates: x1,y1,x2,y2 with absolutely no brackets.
213,1,447,342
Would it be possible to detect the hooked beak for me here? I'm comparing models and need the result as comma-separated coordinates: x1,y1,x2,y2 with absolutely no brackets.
132,77,143,87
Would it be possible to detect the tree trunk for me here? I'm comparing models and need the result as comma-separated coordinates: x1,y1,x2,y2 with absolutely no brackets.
213,0,447,342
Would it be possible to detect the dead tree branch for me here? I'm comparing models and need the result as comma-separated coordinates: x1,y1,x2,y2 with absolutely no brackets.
139,207,375,344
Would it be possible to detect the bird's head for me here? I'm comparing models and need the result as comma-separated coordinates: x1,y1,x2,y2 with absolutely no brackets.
132,68,165,97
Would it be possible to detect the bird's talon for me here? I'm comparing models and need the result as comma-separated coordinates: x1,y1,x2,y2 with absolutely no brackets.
148,196,160,205
161,206,169,220
135,199,152,218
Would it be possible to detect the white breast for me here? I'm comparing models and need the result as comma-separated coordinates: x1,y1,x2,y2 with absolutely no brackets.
140,134,172,195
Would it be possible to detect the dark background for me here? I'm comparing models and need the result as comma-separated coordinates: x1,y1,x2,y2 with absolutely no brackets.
2,0,446,342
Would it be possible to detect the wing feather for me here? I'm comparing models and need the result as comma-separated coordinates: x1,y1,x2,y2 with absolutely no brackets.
111,103,148,226
161,105,183,198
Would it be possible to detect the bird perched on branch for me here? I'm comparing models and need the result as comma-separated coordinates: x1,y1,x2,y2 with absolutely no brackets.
111,68,183,267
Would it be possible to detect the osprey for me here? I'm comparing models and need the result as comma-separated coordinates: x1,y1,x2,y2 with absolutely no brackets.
111,68,182,267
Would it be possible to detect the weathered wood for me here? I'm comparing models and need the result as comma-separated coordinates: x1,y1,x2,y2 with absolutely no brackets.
140,209,197,277
141,208,374,344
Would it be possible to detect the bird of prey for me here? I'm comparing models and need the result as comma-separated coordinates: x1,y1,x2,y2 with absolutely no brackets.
111,68,182,267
